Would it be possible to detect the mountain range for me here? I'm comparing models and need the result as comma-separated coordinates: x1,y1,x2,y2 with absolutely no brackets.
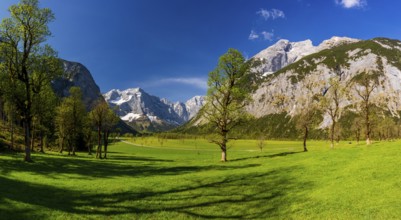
103,88,205,132
54,36,401,137
185,36,401,139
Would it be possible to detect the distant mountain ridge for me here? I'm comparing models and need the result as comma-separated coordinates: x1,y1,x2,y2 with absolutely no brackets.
253,36,359,76
103,88,205,132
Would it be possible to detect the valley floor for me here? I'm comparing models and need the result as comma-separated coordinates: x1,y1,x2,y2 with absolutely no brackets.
0,138,400,219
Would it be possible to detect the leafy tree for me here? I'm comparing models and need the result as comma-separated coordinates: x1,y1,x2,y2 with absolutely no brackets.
89,101,109,159
0,0,60,161
102,108,119,159
55,87,86,155
31,83,58,152
204,48,253,161
82,117,95,155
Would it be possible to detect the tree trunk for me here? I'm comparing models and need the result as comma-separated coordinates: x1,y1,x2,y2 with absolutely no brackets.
31,122,35,151
356,129,360,144
87,143,92,155
220,130,228,162
366,122,371,145
23,120,32,162
23,72,33,162
68,140,71,156
330,121,335,149
96,125,102,159
10,118,14,150
39,133,44,153
303,126,308,152
221,147,227,162
59,136,64,153
103,131,110,159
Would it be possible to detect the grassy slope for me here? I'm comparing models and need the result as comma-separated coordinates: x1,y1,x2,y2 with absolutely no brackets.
0,138,400,219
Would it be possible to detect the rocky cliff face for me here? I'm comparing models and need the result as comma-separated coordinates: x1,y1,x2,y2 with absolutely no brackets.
247,38,401,122
52,60,104,110
253,36,359,76
103,88,205,132
52,60,138,134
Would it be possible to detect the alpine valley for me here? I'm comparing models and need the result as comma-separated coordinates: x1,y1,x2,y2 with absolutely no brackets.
60,36,401,137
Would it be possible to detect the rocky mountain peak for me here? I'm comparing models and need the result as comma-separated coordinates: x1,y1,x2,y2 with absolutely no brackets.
252,37,359,76
103,88,205,132
317,36,359,50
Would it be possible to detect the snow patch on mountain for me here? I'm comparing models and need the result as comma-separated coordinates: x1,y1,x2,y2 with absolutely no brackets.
103,88,205,130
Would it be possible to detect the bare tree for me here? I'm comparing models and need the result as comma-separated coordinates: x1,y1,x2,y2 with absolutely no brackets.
292,75,322,152
320,66,348,148
351,70,382,145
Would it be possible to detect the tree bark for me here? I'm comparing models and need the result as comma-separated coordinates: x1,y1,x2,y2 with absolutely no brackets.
10,118,14,150
59,136,64,153
220,130,228,162
103,131,108,159
31,123,35,151
68,140,71,156
356,129,360,144
365,98,371,145
23,120,32,162
87,143,92,155
221,148,227,162
96,125,102,159
303,126,308,152
72,145,76,156
39,133,44,153
330,122,335,149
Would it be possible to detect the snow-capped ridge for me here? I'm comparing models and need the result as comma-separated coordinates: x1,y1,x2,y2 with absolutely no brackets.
103,88,206,131
252,36,360,76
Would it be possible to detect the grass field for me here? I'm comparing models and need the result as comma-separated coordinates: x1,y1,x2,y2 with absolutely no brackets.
0,138,400,219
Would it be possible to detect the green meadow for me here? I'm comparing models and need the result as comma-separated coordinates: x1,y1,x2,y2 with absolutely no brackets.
0,138,400,219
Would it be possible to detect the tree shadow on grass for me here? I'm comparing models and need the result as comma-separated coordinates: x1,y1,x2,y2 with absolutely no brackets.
0,165,311,219
230,151,304,162
0,154,260,180
107,155,174,162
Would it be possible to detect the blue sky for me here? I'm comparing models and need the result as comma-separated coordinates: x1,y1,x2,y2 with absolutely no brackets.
1,0,401,102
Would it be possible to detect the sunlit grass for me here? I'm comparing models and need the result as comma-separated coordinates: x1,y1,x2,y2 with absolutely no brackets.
0,138,400,219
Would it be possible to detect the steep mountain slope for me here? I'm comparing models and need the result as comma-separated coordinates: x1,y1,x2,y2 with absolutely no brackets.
103,88,205,132
52,60,138,134
253,36,359,76
248,38,401,118
52,60,104,110
183,37,401,139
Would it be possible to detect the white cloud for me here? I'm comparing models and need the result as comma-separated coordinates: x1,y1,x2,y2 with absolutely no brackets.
257,8,285,20
261,31,274,41
150,77,207,90
248,30,259,40
249,30,274,41
335,0,367,8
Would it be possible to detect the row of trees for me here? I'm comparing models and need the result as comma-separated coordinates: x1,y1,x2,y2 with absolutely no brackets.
55,87,119,159
291,66,397,151
0,0,119,161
